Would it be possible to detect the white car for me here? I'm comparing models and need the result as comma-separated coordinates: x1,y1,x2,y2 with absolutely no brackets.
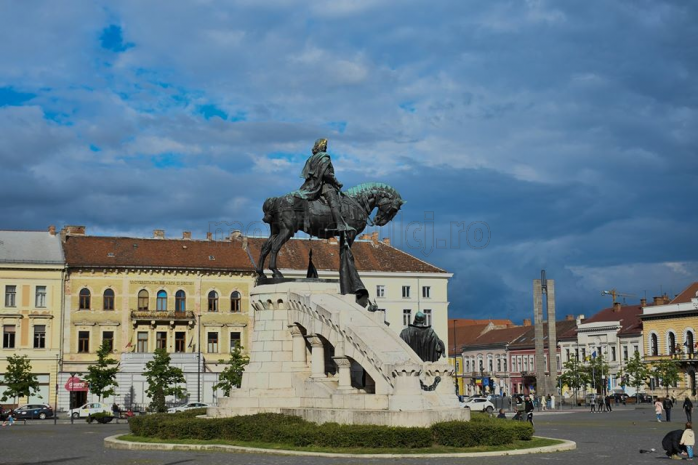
462,397,495,413
167,402,210,413
69,402,111,419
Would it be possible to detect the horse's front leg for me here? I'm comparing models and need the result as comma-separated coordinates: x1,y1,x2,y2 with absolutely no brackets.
269,228,294,278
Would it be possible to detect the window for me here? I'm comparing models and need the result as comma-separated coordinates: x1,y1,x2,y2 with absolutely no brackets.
424,309,432,326
503,358,507,372
230,291,241,312
156,332,167,350
669,332,677,353
175,290,186,312
524,356,528,372
581,348,586,360
422,286,431,298
137,332,148,353
208,291,219,312
634,345,639,354
688,332,695,354
651,334,658,356
207,332,219,353
156,291,167,311
138,290,149,311
103,289,114,311
230,332,241,351
497,357,501,372
3,325,16,348
611,346,617,361
376,285,385,298
402,286,410,298
566,349,570,361
35,286,47,308
102,331,114,351
623,346,628,361
575,348,579,360
402,309,412,327
175,332,186,353
4,285,16,307
488,357,493,372
33,325,46,349
79,288,91,310
78,331,90,353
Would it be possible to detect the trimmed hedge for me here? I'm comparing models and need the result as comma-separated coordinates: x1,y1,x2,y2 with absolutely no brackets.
128,412,533,449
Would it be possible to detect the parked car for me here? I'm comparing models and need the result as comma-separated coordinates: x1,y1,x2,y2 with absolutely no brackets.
69,402,110,419
13,404,54,420
462,397,495,413
167,402,211,413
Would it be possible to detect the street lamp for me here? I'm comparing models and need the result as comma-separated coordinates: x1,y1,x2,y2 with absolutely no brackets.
197,313,202,403
54,354,61,425
69,372,77,425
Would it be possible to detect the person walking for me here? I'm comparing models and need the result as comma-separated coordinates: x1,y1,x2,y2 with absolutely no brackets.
590,394,596,413
605,394,613,412
597,396,605,412
665,396,675,422
681,422,695,459
685,397,694,423
525,395,535,426
656,397,665,422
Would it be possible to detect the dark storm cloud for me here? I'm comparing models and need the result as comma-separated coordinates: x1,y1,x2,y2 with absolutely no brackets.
0,0,696,322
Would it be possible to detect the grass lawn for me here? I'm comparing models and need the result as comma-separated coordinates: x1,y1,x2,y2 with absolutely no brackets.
117,434,563,455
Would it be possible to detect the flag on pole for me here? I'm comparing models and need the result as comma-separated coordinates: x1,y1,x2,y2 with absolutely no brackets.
592,351,597,359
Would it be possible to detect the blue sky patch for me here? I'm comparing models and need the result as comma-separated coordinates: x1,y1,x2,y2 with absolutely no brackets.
0,87,36,107
151,153,185,169
399,101,416,113
197,103,228,120
327,121,347,134
89,144,101,152
100,25,134,53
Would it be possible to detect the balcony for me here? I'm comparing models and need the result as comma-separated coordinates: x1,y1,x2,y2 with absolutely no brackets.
130,310,196,327
644,353,698,363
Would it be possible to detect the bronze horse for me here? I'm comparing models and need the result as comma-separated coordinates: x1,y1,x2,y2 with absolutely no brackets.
256,183,404,278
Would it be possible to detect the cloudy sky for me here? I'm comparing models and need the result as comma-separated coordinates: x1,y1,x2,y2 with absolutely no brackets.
1,1,696,322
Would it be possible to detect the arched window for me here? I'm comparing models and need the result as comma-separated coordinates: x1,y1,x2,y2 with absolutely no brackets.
651,334,659,356
175,290,186,312
103,289,114,311
138,290,149,311
669,332,677,354
79,288,91,310
156,290,167,311
208,291,219,312
688,331,695,354
231,291,241,312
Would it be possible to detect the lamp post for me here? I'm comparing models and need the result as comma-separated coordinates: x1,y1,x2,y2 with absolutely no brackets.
54,355,61,425
69,371,77,425
197,313,202,403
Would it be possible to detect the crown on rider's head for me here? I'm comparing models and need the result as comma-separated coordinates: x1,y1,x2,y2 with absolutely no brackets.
312,138,328,155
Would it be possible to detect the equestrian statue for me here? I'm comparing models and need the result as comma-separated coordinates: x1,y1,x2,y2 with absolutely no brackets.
256,138,404,302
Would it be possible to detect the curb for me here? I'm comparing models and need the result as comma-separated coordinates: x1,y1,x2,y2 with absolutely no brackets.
104,434,576,458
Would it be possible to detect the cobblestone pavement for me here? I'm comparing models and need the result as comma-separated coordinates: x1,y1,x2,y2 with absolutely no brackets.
0,406,686,464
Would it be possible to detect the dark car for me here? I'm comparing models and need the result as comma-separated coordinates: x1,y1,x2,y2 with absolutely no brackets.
13,404,54,420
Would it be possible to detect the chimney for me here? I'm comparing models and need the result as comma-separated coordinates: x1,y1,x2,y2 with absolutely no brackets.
63,225,86,236
153,229,165,239
576,314,585,325
182,231,192,240
382,237,391,246
640,298,647,306
371,231,379,244
613,302,622,312
48,225,56,236
206,232,213,241
359,233,371,240
523,318,531,327
566,314,575,321
653,296,664,306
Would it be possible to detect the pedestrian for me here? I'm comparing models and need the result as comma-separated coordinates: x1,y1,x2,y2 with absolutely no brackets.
497,408,507,419
605,395,613,412
663,429,686,460
112,403,120,418
1,410,14,427
665,396,675,422
656,397,665,422
685,397,694,423
681,422,695,459
597,396,605,413
513,395,524,420
590,395,596,413
525,395,535,425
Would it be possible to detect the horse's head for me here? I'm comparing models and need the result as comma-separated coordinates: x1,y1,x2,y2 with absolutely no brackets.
373,196,405,226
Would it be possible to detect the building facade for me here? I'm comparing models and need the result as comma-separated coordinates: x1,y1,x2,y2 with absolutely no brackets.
0,228,65,407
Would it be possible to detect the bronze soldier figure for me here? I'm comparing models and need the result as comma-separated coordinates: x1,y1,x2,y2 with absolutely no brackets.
297,138,355,233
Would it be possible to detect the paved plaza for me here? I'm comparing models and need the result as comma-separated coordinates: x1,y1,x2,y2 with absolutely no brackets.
0,405,688,464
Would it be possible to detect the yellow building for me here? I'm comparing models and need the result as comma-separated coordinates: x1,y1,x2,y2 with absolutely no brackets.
641,284,698,398
60,227,256,410
0,228,64,408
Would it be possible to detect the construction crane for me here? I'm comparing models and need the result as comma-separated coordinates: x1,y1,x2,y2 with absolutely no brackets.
601,288,636,304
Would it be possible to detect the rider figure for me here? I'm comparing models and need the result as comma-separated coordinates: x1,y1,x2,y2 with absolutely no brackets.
298,138,354,233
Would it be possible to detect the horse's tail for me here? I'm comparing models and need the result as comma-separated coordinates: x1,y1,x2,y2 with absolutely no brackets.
262,197,276,224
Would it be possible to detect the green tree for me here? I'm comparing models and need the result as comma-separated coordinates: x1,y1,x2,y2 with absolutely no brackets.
214,344,250,396
144,348,186,413
653,359,681,396
559,357,590,403
623,351,650,403
1,355,40,404
583,354,611,394
84,342,119,401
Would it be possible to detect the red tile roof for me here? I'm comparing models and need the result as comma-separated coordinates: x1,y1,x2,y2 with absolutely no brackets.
508,320,577,350
246,237,447,274
670,282,698,304
560,305,643,339
447,319,516,356
472,326,530,346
